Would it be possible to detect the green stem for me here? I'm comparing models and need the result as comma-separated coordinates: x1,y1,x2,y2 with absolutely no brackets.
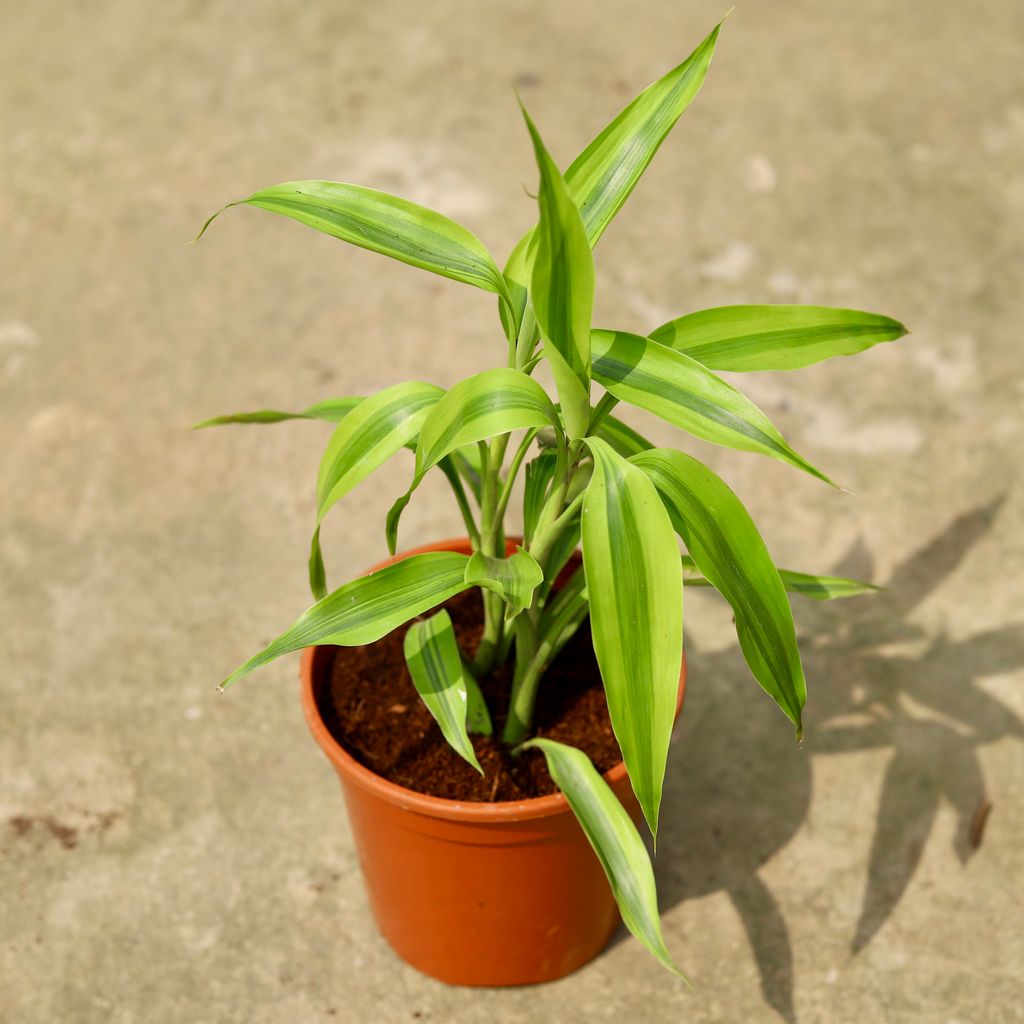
472,434,511,676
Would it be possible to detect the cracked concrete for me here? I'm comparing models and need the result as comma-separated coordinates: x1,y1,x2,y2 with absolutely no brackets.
2,1,1022,1021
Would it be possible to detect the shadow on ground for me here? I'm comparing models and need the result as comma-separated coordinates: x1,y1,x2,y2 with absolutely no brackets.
644,497,1023,1023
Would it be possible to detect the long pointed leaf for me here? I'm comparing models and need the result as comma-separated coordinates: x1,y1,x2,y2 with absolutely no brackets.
522,105,594,439
634,448,805,736
194,180,513,315
220,552,469,689
681,555,880,600
581,437,682,838
520,738,685,978
192,396,363,428
566,20,723,247
465,547,544,619
500,20,724,333
404,610,485,773
650,305,908,372
592,328,833,485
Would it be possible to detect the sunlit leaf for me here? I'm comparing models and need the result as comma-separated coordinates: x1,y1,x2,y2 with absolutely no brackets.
581,437,683,837
404,610,486,772
220,552,469,689
634,448,805,735
651,305,908,372
592,328,833,485
519,738,685,978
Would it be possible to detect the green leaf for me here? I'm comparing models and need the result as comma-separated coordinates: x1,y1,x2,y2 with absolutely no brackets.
387,369,559,553
192,396,363,428
581,437,682,838
650,305,908,372
308,525,327,601
518,738,684,978
565,19,723,247
594,414,655,457
465,547,544,620
634,448,805,736
194,181,513,316
220,551,469,689
521,104,594,439
404,610,485,773
316,382,443,520
680,555,879,601
523,451,558,542
592,328,833,485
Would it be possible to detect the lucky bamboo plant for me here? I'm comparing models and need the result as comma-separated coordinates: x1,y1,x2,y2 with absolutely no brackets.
194,19,905,975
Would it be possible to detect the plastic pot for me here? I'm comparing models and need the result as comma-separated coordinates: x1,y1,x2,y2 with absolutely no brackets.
300,537,687,986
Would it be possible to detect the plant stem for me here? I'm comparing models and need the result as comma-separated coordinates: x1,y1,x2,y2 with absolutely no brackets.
472,433,511,676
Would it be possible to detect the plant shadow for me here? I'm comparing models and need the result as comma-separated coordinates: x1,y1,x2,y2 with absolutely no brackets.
624,496,1022,1022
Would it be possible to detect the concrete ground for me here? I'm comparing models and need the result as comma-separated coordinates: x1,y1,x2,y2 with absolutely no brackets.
2,0,1022,1020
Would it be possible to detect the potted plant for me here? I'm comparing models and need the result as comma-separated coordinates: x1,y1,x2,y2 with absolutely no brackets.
193,18,905,985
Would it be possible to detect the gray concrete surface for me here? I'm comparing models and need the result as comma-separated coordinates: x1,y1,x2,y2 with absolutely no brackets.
2,1,1023,1021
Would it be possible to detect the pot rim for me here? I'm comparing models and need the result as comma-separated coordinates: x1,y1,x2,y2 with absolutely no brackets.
300,536,686,824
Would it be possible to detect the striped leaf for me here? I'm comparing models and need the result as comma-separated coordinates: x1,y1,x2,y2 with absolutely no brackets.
404,610,485,773
651,305,908,372
316,382,442,520
220,552,469,689
519,738,684,978
565,19,722,247
522,104,594,439
194,181,513,318
192,396,363,428
465,547,544,619
501,19,723,337
634,448,805,736
592,328,833,485
581,437,683,838
680,555,879,600
523,451,557,543
387,369,559,553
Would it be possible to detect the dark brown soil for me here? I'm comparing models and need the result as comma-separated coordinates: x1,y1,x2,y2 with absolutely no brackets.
318,589,622,801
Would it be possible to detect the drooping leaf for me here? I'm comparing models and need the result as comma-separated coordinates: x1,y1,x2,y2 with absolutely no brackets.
404,610,486,773
465,547,544,619
192,396,363,429
594,414,655,457
316,382,442,520
387,368,559,553
581,437,683,838
680,555,880,601
521,105,594,439
650,305,908,372
519,738,685,978
220,552,469,689
591,328,833,485
194,181,513,318
634,448,805,736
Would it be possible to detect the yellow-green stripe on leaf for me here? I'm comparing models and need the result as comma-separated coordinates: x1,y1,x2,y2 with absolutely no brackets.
634,448,806,737
581,437,682,839
651,304,908,372
591,328,833,485
404,610,489,773
519,738,686,979
220,552,470,689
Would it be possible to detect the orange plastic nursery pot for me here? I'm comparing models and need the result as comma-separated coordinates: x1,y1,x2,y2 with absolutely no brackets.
300,537,687,987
